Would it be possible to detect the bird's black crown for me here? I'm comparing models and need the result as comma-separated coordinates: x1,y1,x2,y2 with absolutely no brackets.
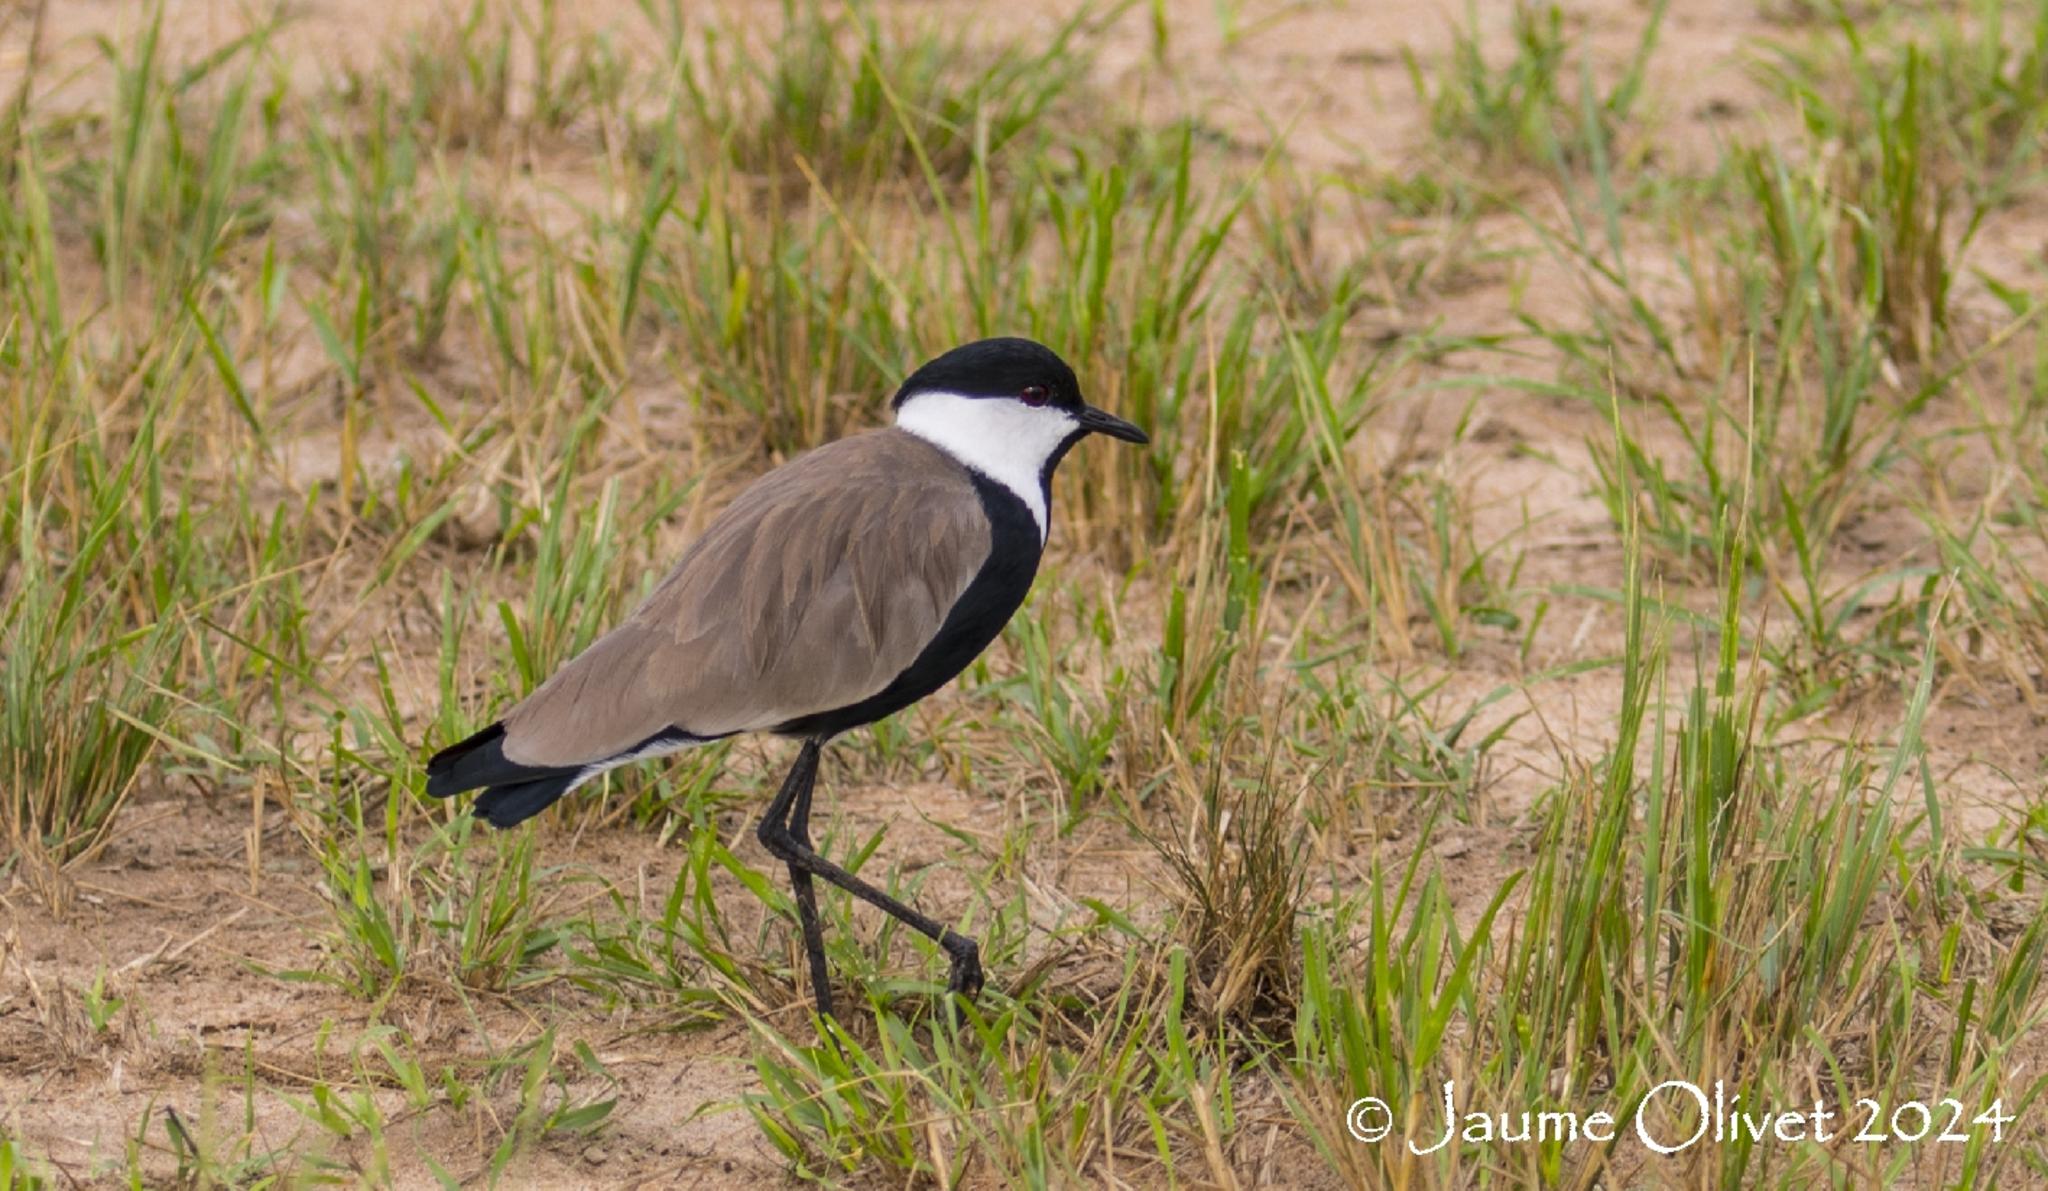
890,337,1084,411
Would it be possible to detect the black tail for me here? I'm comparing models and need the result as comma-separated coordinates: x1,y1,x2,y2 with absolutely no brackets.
427,722,562,797
425,722,586,827
425,722,713,829
471,772,586,828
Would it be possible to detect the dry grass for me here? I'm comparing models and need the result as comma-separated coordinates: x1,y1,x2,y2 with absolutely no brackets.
2,0,2045,1186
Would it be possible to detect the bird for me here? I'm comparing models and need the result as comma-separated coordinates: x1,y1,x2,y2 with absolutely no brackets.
422,337,1149,1018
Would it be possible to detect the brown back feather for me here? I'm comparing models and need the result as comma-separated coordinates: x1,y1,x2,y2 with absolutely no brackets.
500,429,990,767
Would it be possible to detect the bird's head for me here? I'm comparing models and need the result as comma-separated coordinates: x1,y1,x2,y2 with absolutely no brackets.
891,338,1149,488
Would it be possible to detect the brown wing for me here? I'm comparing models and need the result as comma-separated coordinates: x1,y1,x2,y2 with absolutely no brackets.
498,429,989,767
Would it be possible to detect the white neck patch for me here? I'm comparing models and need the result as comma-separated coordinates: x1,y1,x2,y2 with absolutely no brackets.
895,391,1077,540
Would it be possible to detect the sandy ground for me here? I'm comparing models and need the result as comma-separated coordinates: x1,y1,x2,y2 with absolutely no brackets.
3,0,2045,1185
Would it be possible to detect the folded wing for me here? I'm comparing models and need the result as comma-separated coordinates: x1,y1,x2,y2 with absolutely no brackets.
495,429,991,769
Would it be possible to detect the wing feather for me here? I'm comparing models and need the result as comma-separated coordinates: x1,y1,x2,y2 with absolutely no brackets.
499,430,990,767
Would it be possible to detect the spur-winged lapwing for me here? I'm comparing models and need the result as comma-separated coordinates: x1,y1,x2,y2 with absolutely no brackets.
424,337,1147,1016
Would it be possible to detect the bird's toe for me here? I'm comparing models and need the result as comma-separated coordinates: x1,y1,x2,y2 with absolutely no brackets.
941,931,983,998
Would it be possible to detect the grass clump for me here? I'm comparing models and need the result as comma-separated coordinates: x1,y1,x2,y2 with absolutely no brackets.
0,395,200,873
678,0,1104,191
1154,754,1309,1027
1765,32,1977,366
1409,0,1666,172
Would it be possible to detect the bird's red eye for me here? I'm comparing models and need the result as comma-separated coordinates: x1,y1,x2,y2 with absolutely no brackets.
1020,385,1051,407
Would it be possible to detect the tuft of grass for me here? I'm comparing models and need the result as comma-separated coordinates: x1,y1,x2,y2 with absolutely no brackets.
740,940,1261,1185
1763,27,1979,365
680,0,1103,193
1409,0,1666,172
1,411,197,872
1153,745,1308,1027
284,783,572,1000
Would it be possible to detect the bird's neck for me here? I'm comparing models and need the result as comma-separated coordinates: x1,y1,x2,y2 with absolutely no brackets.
895,394,1078,542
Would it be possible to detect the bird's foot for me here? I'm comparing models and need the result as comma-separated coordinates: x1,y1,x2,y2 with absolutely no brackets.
940,930,983,999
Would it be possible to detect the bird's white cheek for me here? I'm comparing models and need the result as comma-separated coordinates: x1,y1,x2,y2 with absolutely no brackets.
895,393,1078,539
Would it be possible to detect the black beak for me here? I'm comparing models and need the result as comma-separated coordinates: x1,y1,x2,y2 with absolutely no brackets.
1076,404,1150,445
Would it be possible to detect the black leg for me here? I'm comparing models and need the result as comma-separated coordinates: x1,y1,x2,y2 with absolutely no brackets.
758,740,832,1018
755,738,984,1013
782,744,833,1021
